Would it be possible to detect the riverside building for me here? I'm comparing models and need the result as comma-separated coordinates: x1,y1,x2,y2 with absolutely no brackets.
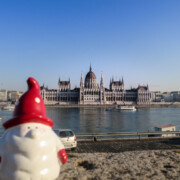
41,66,152,105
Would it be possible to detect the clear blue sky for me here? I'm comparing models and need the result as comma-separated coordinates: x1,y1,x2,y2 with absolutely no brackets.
0,0,180,92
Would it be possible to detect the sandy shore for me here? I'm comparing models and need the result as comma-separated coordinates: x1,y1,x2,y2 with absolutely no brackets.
59,150,180,180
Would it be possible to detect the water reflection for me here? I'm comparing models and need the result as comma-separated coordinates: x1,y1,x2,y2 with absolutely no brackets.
0,107,180,135
47,107,180,134
0,110,13,135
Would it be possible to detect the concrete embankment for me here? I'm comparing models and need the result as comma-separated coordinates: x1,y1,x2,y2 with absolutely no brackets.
73,137,180,153
1,102,180,108
46,102,180,108
137,102,180,108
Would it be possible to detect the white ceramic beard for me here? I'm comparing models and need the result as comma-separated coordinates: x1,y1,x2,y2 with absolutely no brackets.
0,123,64,180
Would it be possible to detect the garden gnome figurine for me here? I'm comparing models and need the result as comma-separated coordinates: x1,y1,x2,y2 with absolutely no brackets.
0,77,67,180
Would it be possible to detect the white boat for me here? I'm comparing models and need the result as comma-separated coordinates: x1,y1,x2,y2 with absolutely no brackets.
0,117,2,121
2,104,15,111
116,105,136,111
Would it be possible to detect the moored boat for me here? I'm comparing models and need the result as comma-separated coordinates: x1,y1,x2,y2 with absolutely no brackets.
116,105,136,111
2,104,15,111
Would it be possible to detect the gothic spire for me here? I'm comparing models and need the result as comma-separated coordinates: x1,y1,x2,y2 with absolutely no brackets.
90,64,92,72
100,72,104,87
58,77,61,86
147,84,149,90
80,72,84,88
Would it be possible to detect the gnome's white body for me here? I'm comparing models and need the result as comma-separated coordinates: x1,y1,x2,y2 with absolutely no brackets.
0,77,67,180
0,123,65,180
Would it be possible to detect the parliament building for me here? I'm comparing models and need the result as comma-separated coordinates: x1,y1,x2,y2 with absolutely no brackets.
41,66,152,105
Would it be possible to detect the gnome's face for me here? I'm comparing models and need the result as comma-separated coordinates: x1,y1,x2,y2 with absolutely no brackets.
3,123,56,157
18,123,50,139
7,123,51,139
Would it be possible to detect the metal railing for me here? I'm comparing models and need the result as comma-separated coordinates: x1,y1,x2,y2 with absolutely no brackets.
76,131,180,141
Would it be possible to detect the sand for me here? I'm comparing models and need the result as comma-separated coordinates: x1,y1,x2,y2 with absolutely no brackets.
59,150,180,180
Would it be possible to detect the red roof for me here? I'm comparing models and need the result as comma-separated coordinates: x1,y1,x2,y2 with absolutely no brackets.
85,71,96,79
138,86,148,91
60,81,70,85
112,81,123,86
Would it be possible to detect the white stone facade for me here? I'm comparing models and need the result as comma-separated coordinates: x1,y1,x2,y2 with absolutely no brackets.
41,66,152,105
0,90,7,102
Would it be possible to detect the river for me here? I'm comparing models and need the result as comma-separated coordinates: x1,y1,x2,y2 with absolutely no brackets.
0,107,180,135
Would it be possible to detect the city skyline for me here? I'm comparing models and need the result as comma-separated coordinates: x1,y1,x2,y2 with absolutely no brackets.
0,0,180,92
0,65,179,93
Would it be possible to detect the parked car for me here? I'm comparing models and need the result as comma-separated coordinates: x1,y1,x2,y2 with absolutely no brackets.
53,129,77,150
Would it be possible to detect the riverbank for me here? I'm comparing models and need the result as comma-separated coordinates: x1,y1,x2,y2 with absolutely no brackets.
60,150,180,180
45,102,180,108
1,102,180,109
138,102,180,108
70,138,180,153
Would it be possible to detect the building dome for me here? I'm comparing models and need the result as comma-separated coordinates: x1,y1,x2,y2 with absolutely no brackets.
85,66,98,89
85,71,96,80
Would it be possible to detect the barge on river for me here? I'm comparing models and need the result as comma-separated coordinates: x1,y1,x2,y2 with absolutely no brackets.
116,105,136,111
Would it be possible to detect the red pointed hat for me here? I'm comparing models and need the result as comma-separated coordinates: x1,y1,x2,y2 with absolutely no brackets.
3,77,54,130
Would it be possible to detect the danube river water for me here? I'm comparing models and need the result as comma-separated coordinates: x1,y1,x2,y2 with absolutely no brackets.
0,107,180,135
0,107,180,134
